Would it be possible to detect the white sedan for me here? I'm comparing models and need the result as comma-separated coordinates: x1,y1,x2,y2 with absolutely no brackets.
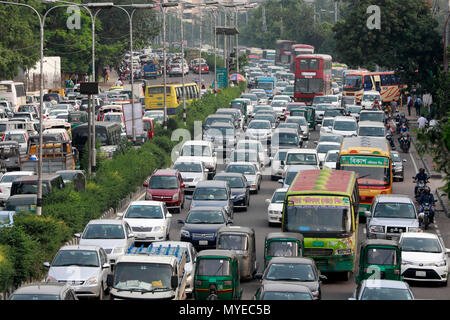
265,188,287,226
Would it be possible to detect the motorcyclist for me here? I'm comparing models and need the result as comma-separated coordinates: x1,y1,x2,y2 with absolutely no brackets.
399,113,408,126
418,187,435,224
372,98,381,110
413,168,429,196
398,124,410,148
385,123,394,134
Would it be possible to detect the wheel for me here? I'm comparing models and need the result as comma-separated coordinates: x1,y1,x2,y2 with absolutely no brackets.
341,271,351,281
181,196,185,209
98,283,104,300
442,279,448,287
166,232,170,240
271,175,277,181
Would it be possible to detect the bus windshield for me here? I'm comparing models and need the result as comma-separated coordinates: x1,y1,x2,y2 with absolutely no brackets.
341,164,390,186
344,76,363,90
257,82,274,90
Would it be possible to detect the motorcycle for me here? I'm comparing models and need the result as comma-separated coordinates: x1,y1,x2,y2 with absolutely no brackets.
419,202,434,230
394,113,401,133
414,180,429,200
386,132,396,150
399,134,410,153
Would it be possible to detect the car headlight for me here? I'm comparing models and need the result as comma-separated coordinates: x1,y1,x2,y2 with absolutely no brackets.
235,194,245,199
145,193,152,200
173,193,179,201
269,210,280,215
85,277,98,286
401,260,413,265
408,227,420,232
335,249,353,255
113,247,125,254
435,260,447,267
153,226,165,232
181,229,190,238
369,225,385,233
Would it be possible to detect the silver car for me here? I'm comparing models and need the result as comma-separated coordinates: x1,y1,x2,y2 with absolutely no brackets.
44,245,110,299
173,160,208,192
365,194,420,240
349,279,414,300
391,151,406,182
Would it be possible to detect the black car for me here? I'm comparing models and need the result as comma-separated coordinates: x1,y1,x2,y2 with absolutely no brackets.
213,172,250,211
178,206,232,250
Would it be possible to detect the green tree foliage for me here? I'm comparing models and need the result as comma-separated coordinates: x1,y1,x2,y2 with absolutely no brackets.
333,0,441,93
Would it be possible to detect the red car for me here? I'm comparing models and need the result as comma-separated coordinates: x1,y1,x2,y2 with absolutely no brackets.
194,63,209,74
284,102,307,120
142,117,154,139
144,168,185,213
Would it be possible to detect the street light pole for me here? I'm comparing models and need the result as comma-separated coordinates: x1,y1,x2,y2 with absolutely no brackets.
180,4,186,126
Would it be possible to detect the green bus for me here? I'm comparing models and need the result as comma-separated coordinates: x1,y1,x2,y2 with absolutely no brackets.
281,169,359,280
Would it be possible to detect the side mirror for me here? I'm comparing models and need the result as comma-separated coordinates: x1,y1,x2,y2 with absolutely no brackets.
143,183,148,188
314,141,318,145
254,273,263,279
317,123,322,127
177,219,185,224
171,275,179,288
166,213,172,218
278,179,284,184
446,248,450,255
128,233,135,238
186,195,192,200
265,199,271,206
102,263,110,269
227,219,233,225
403,159,407,162
43,262,50,268
319,274,327,281
230,195,236,200
74,233,81,238
116,212,124,218
364,211,372,218
107,274,114,287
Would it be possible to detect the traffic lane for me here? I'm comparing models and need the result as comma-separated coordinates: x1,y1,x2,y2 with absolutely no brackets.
134,72,215,87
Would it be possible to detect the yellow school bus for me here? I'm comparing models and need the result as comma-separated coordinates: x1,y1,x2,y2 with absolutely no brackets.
144,83,200,116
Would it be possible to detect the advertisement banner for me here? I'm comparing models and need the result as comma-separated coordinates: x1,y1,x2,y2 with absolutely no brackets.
123,102,143,137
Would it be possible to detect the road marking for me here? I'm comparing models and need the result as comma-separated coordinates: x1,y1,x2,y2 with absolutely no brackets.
409,150,419,174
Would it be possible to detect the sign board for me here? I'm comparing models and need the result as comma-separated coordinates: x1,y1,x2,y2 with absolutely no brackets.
216,68,228,88
340,155,389,167
80,82,98,95
123,103,143,137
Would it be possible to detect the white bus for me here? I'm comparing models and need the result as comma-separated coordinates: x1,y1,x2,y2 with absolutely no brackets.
0,81,26,110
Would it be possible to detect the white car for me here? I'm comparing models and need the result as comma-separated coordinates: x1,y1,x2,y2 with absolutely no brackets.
400,232,450,285
270,100,288,119
272,95,291,103
316,141,341,165
265,188,288,226
118,201,172,242
357,121,386,137
245,119,273,143
270,149,289,181
173,159,208,192
236,139,269,167
285,116,309,141
75,219,135,266
285,149,320,169
323,150,340,169
176,140,217,176
279,164,317,189
361,91,382,109
3,130,28,154
319,117,335,135
0,171,35,205
225,161,262,193
331,116,358,137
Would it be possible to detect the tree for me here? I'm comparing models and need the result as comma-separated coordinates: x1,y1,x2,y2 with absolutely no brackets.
333,0,442,94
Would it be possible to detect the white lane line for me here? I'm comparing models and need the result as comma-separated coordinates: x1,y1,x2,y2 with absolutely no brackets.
409,150,419,174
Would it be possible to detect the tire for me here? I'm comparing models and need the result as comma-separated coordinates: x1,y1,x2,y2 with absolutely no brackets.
442,279,448,287
341,271,351,281
271,175,277,181
98,283,104,300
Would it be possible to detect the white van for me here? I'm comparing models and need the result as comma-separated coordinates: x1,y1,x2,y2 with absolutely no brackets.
361,91,382,109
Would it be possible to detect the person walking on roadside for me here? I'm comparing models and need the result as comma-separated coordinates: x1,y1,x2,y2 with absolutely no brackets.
407,95,413,116
415,96,422,116
417,114,428,129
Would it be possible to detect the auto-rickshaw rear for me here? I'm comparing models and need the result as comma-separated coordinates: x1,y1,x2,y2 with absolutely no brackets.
264,232,304,269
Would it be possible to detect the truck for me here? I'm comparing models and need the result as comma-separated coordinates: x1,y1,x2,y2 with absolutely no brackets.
255,76,276,98
106,242,188,300
142,61,160,79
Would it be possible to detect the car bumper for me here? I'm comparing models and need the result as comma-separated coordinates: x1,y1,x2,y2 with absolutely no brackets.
268,212,282,224
401,265,448,282
232,197,247,207
367,232,404,241
181,236,217,250
71,283,102,297
133,231,166,242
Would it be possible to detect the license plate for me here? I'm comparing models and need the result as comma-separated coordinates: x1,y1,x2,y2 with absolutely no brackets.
137,233,146,239
416,271,426,277
199,240,208,246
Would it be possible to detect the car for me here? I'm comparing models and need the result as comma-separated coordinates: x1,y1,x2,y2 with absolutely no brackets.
55,170,86,192
0,210,15,229
213,172,250,211
270,100,288,119
254,283,314,300
271,128,302,156
284,103,307,120
277,122,303,138
9,282,78,300
319,117,335,135
279,164,317,189
118,201,172,242
323,150,340,170
359,110,385,123
323,107,346,119
315,141,341,165
225,162,262,194
399,232,450,285
179,206,232,251
0,171,35,206
228,149,263,171
285,149,320,168
255,257,326,300
236,139,269,168
173,159,208,193
332,82,340,95
314,104,334,123
250,89,269,104
272,95,291,103
168,62,189,76
204,114,235,130
12,112,37,122
312,95,339,107
245,120,273,143
2,130,28,154
365,194,420,240
240,93,258,107
203,122,236,154
330,116,358,137
341,96,356,108
252,105,273,117
345,105,363,121
357,120,386,137
265,188,287,226
270,149,289,181
193,63,209,74
176,140,217,176
143,110,164,124
361,91,382,109
349,279,414,300
143,168,185,213
43,245,111,299
391,150,405,182
318,134,344,144
285,116,309,140
187,180,234,219
216,108,243,129
254,113,277,129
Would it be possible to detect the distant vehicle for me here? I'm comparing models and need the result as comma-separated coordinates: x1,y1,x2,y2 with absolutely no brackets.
9,282,78,300
253,283,314,300
349,279,414,300
265,188,287,226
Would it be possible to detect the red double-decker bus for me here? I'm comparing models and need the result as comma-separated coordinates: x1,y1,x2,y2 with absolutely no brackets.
290,44,315,71
293,54,332,105
276,40,296,65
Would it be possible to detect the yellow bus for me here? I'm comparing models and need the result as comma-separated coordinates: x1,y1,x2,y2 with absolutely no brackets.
144,83,200,116
336,136,392,218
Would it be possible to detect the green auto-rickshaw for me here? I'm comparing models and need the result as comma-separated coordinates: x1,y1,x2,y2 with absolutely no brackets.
193,249,242,300
68,111,88,129
356,239,402,284
290,107,316,130
264,232,304,270
230,99,248,124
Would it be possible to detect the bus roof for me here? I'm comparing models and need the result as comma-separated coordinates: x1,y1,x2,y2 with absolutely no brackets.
288,169,356,195
295,54,332,61
292,44,314,49
340,136,390,156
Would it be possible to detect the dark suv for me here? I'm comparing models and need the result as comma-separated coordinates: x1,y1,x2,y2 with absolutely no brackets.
144,168,185,213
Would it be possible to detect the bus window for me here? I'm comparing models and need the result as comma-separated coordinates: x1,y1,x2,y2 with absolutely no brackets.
364,75,372,90
148,86,164,95
186,86,192,100
380,74,389,86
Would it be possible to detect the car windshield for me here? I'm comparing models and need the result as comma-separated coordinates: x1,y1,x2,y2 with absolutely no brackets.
286,117,307,126
5,134,25,143
257,82,274,90
359,126,385,137
173,162,202,173
319,135,343,143
149,175,178,189
373,203,416,219
284,171,298,186
324,110,343,117
10,294,60,300
215,176,245,188
361,287,413,300
401,237,442,253
52,250,99,267
114,262,172,290
180,145,212,157
366,248,397,265
272,191,286,203
286,153,317,165
206,126,234,137
322,119,334,127
231,152,258,163
196,259,230,276
278,124,299,131
274,151,288,161
262,291,312,300
254,115,274,123
193,187,228,201
254,107,272,113
248,121,271,129
265,263,316,281
360,113,384,122
271,101,287,107
273,133,298,146
237,142,261,152
125,205,163,219
347,106,362,113
392,153,401,162
103,114,122,123
217,234,247,250
363,95,379,102
57,172,76,181
317,144,339,154
186,210,225,224
1,174,27,183
226,165,256,175
254,92,267,99
83,224,125,239
325,152,339,162
333,121,357,131
315,104,331,111
241,94,257,101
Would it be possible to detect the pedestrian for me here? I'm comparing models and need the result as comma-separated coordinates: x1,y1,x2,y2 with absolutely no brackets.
407,95,413,116
415,96,422,116
417,114,428,129
390,100,397,114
